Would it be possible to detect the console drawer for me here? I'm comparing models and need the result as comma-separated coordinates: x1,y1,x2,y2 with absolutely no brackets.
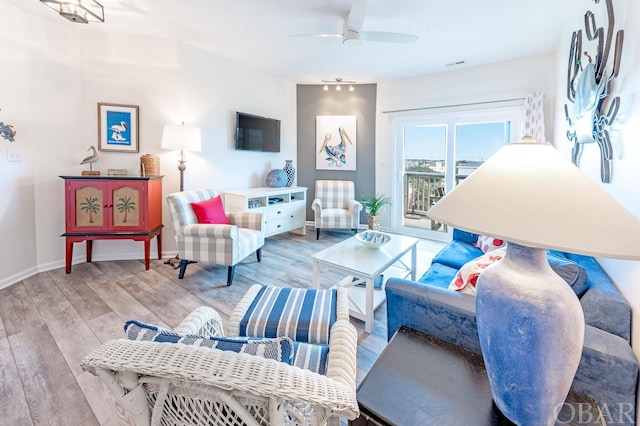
267,204,294,219
267,217,295,235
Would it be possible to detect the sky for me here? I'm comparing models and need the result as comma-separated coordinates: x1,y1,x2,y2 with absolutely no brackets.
404,121,510,162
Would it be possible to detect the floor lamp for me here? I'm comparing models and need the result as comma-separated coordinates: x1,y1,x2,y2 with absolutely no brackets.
161,123,202,192
427,138,640,425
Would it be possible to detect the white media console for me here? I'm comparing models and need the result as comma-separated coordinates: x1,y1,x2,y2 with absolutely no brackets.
224,186,307,237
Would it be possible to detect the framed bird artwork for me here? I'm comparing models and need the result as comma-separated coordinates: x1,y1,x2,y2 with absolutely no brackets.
97,103,139,152
316,115,357,171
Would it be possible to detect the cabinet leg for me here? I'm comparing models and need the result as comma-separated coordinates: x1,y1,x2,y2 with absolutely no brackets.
65,239,73,274
86,240,93,263
156,232,162,260
144,238,151,270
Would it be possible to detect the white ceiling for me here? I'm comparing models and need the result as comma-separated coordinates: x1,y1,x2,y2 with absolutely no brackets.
11,0,575,84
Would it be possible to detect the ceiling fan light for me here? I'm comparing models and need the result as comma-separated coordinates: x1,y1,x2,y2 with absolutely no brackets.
336,84,341,91
349,84,354,92
343,29,363,45
343,38,362,46
323,84,329,91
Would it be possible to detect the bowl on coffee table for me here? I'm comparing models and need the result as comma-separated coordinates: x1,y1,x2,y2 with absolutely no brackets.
355,231,391,248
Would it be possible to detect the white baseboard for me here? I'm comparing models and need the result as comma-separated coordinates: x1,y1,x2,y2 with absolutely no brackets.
0,266,39,291
0,251,178,290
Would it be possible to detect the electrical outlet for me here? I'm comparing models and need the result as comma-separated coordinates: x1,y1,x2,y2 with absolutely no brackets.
7,149,23,162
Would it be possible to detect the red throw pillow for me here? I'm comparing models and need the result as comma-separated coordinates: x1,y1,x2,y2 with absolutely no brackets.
191,196,231,225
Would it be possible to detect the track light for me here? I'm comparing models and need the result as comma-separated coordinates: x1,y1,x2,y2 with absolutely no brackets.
320,78,356,92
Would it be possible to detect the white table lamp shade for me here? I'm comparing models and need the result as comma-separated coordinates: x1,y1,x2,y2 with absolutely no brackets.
427,138,640,424
428,140,640,260
161,124,202,152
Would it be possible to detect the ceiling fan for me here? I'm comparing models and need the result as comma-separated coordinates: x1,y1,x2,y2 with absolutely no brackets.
291,0,418,45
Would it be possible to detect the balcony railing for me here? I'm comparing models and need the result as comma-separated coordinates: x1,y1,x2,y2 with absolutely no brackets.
404,171,471,231
404,171,445,217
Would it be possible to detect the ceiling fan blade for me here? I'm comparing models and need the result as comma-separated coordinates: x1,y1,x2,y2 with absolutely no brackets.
362,31,418,44
347,0,367,32
289,33,342,39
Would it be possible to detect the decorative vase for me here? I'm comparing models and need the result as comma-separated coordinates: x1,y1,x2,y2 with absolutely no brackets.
283,160,296,187
368,215,381,230
265,169,287,188
476,243,584,425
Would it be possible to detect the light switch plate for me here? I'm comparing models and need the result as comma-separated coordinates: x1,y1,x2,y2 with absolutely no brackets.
7,149,22,162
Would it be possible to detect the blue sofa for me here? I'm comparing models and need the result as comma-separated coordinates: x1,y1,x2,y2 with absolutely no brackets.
386,229,639,425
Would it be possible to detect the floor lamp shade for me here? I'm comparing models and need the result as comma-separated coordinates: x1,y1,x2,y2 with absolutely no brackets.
161,124,202,153
428,139,640,425
161,123,202,191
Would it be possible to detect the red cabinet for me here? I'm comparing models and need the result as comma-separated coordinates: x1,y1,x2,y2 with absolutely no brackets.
61,176,163,273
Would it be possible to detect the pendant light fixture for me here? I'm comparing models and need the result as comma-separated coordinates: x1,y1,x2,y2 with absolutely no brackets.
40,0,105,24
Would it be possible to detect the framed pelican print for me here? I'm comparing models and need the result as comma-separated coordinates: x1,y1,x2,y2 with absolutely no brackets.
316,115,357,170
98,103,139,152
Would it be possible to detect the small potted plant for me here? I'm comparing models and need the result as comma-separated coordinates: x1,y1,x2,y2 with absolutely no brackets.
361,193,391,230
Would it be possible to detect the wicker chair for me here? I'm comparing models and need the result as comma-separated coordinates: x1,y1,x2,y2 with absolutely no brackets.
81,286,359,426
311,180,362,240
166,187,265,285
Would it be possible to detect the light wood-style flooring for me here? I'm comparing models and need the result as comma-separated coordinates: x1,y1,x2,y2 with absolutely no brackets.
0,226,444,426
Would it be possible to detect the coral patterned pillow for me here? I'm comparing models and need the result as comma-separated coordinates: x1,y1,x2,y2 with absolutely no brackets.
191,195,231,225
448,248,506,295
475,235,506,253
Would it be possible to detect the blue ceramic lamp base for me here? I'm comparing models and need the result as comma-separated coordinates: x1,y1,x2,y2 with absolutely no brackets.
476,243,585,426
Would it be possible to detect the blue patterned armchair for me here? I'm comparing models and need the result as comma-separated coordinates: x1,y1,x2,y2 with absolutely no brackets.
166,188,265,285
311,180,362,240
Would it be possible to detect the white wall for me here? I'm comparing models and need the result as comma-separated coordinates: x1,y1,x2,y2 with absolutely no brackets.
375,53,558,231
0,5,296,288
553,0,640,357
0,2,82,284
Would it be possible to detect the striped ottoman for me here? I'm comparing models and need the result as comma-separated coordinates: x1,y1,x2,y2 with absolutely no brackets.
228,285,348,375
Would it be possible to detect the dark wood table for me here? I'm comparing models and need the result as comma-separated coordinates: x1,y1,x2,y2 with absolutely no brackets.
351,326,604,426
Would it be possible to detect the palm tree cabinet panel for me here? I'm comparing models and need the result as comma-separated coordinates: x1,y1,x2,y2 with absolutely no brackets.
60,175,163,273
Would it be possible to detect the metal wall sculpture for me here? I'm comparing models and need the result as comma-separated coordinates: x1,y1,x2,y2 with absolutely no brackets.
565,0,623,183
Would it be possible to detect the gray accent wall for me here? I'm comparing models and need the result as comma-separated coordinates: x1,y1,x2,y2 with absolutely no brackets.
296,84,377,223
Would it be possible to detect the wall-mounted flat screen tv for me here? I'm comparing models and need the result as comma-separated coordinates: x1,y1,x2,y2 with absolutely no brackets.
235,112,281,152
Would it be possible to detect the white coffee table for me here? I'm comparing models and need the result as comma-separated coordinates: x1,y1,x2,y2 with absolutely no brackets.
311,233,419,332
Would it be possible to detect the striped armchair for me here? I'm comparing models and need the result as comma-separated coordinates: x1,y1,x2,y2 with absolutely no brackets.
166,188,264,285
311,180,362,240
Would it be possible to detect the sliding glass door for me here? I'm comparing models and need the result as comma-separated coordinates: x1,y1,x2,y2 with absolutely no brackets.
402,124,448,234
394,107,521,241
